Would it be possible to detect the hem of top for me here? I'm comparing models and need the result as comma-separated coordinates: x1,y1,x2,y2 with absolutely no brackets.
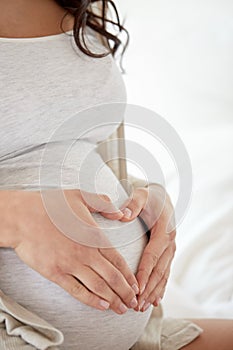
0,30,74,42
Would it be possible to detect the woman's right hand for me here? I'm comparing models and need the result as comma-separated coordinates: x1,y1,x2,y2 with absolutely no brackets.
0,190,139,314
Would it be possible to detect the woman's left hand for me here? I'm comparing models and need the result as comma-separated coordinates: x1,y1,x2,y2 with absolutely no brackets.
119,185,176,312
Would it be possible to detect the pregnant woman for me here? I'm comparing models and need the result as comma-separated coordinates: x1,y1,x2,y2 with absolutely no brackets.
0,1,232,349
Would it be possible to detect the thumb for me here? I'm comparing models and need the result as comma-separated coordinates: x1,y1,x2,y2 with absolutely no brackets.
81,191,124,220
119,188,148,222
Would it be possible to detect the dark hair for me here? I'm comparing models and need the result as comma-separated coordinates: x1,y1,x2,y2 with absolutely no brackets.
55,0,129,73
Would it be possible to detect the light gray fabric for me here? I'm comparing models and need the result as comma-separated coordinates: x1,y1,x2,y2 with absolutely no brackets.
0,290,203,350
0,27,127,189
160,318,203,350
131,306,203,350
131,306,163,350
0,290,63,350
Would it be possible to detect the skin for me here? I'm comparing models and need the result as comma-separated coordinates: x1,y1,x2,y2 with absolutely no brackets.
0,0,74,39
180,319,233,350
0,0,232,348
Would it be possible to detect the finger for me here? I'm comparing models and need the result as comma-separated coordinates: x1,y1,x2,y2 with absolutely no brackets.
99,247,140,295
100,210,124,221
152,242,176,307
89,253,138,309
73,204,137,296
54,273,111,312
70,265,130,315
119,188,148,222
137,243,174,309
143,265,171,311
120,198,142,221
136,231,169,296
98,194,124,220
83,192,124,220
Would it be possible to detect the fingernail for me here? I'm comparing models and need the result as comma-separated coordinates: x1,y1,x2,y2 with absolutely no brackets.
132,283,139,294
123,208,132,218
139,299,145,310
99,300,110,310
156,297,162,305
119,303,128,314
142,302,151,312
130,296,138,308
140,284,146,294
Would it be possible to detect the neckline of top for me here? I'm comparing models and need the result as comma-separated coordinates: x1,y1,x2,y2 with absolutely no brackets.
0,30,74,43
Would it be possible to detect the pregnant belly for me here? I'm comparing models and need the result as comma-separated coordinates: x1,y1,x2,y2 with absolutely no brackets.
0,225,152,350
0,142,153,349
